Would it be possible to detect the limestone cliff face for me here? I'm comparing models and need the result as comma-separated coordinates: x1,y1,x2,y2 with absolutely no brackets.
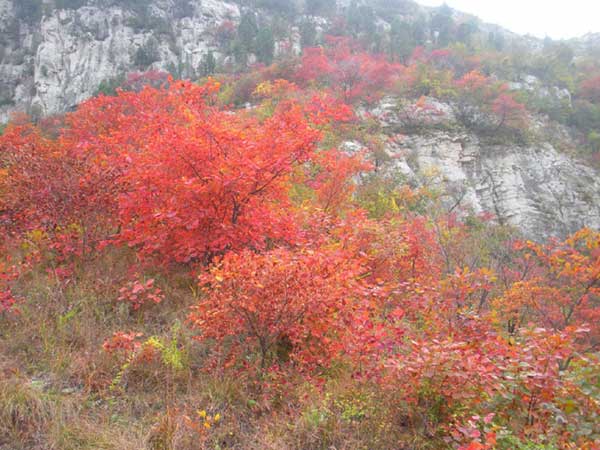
386,131,600,239
0,0,244,121
368,97,600,240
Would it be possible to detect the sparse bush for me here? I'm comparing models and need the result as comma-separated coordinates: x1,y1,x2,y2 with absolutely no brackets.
55,0,87,9
173,0,195,19
15,0,43,24
133,36,161,68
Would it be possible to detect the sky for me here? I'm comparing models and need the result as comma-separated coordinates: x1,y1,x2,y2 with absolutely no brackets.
415,0,600,40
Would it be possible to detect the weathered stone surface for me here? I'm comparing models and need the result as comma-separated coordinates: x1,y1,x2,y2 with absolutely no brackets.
0,0,242,121
385,130,600,240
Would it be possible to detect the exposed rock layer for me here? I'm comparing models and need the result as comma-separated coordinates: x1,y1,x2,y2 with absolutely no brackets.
386,131,600,239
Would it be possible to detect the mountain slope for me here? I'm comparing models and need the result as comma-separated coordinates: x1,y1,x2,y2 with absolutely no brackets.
1,0,599,240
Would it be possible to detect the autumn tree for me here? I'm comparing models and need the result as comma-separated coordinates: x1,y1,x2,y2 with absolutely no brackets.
296,37,400,103
106,81,323,265
493,229,600,355
453,70,528,135
579,74,600,103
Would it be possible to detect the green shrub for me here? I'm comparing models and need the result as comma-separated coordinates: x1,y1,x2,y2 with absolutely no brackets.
55,0,87,9
134,37,160,69
15,0,43,24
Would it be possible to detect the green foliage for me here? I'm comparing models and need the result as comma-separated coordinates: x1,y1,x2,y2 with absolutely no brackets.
54,0,87,9
300,20,317,48
256,0,298,16
431,3,454,47
390,18,417,63
305,0,336,16
347,1,376,38
95,75,125,96
237,11,259,49
456,20,478,46
0,95,15,108
255,27,275,64
15,0,43,24
231,11,260,66
231,39,248,66
516,40,576,90
488,31,505,51
588,130,600,153
108,0,147,15
134,37,160,69
172,0,195,18
199,51,217,77
516,88,572,125
570,100,600,137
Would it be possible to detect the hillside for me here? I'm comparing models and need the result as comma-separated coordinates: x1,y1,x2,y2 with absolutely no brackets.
0,1,599,449
1,0,600,239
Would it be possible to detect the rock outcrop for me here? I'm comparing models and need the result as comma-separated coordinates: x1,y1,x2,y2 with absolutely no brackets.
365,96,600,239
385,131,600,239
0,0,244,121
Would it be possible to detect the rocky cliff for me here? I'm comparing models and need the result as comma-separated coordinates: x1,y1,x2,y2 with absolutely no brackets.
0,0,247,121
366,96,600,240
386,131,600,239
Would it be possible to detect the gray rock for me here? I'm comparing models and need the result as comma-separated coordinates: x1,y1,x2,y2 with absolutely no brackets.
385,130,600,240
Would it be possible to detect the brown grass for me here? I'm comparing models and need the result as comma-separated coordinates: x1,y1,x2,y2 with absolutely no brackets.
0,249,440,450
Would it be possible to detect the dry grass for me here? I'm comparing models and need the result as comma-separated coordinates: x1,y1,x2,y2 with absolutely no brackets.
0,249,438,450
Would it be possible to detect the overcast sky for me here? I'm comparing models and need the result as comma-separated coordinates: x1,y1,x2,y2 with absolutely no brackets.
415,0,600,40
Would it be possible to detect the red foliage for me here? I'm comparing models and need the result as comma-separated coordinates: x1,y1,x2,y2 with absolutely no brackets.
112,85,321,265
1,48,597,448
579,74,600,103
492,93,528,130
0,119,120,256
122,70,170,92
215,20,236,43
1,80,341,266
307,149,372,214
495,229,600,352
118,277,164,310
296,37,401,103
454,71,528,132
190,247,365,370
102,331,143,354
0,259,18,313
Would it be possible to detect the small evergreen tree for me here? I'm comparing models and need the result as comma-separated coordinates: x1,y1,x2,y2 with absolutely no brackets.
256,27,275,64
390,18,415,63
237,11,259,52
431,3,454,47
347,1,376,38
15,0,43,24
199,51,217,76
300,20,317,48
134,37,160,69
